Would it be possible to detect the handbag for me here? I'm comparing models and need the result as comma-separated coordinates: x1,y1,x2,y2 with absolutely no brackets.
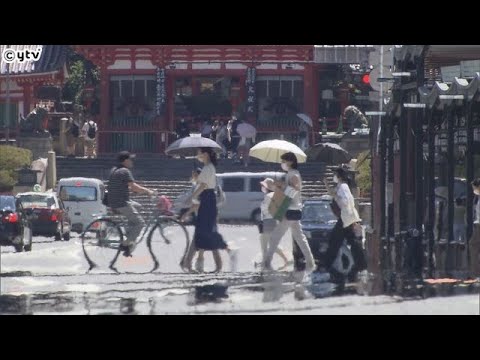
285,210,302,221
216,184,226,207
268,190,292,221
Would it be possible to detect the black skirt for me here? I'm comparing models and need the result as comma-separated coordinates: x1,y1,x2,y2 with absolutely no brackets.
194,189,227,250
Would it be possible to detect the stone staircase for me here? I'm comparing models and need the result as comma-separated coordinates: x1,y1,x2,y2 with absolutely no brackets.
56,155,337,219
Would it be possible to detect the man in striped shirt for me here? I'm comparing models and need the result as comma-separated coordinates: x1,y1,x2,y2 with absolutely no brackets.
107,151,156,256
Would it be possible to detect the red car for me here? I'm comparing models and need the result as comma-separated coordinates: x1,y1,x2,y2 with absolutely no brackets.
0,195,33,252
16,192,71,241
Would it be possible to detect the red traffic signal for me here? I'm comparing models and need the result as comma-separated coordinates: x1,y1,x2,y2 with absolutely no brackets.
362,74,370,85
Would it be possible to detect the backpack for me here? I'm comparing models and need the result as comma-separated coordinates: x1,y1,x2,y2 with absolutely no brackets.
87,122,97,139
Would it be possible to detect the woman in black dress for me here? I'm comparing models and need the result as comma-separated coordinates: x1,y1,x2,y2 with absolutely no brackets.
182,147,229,272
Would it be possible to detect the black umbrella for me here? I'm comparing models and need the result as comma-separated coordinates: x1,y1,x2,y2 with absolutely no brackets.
165,135,223,157
306,142,352,165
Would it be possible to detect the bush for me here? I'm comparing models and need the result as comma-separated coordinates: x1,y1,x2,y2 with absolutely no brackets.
0,145,32,190
356,150,371,196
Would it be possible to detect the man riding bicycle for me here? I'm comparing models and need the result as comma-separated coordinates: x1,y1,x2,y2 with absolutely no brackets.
106,151,156,256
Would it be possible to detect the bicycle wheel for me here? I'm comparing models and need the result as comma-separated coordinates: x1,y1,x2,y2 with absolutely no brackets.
147,217,190,273
81,218,124,271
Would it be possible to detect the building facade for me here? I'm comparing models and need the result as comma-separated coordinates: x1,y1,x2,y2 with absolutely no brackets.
0,45,68,139
369,45,480,293
73,45,376,154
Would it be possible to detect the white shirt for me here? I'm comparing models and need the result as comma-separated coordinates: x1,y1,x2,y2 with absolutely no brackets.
335,182,361,228
285,170,302,210
82,121,97,140
197,163,217,189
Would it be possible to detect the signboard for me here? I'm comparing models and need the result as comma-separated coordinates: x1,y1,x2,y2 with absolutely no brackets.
314,45,375,64
156,67,166,115
246,67,256,114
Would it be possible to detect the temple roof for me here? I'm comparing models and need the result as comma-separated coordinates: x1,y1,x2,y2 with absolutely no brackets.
0,45,67,76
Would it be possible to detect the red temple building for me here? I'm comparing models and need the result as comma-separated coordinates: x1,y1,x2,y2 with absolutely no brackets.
0,45,68,139
1,45,374,154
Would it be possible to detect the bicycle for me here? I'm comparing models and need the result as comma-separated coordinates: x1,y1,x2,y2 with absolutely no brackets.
80,197,190,273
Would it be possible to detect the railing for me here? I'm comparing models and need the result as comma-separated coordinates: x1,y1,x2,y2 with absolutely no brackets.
99,130,175,154
110,115,157,128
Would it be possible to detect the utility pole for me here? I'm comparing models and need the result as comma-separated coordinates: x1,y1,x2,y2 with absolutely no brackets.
5,45,11,143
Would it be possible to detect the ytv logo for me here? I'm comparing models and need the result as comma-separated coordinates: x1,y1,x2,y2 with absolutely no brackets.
2,47,42,63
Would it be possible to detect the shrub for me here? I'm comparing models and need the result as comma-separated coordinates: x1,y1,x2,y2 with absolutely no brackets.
0,145,32,190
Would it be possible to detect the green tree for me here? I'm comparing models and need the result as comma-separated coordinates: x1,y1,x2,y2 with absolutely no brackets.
62,47,100,115
0,145,32,192
356,150,371,196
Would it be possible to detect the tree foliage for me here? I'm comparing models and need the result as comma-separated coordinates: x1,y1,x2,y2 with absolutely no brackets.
356,150,371,196
0,145,32,191
62,47,100,115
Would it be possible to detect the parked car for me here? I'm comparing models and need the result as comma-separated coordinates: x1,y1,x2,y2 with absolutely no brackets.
172,171,285,222
0,195,33,252
298,196,338,269
57,177,106,233
217,171,285,222
16,191,71,241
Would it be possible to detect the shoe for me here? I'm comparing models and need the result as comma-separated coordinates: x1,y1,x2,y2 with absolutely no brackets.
120,242,136,257
294,284,307,300
195,257,204,273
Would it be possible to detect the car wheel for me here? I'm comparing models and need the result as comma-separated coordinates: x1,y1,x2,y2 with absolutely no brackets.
251,209,261,223
63,232,71,241
54,232,62,241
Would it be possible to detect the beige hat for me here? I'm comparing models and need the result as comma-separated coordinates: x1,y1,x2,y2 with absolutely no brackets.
260,178,275,192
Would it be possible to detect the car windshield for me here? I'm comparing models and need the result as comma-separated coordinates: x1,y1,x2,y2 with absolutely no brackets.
302,202,337,224
60,186,97,201
18,194,56,208
0,196,16,211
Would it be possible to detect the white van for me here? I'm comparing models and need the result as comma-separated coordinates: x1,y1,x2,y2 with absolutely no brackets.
217,172,285,222
57,177,107,233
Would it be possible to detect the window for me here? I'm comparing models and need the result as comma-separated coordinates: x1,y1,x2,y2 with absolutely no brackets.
59,186,97,202
302,202,337,224
17,194,57,208
256,76,304,128
221,178,245,192
109,75,156,127
249,178,264,193
174,76,238,119
0,196,16,211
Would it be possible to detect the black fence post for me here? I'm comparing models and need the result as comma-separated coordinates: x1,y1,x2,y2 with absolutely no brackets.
446,103,455,276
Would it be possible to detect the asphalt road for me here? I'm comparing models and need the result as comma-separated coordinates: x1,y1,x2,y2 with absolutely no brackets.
1,225,478,315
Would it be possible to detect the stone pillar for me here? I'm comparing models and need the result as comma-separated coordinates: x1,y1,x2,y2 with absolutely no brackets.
16,134,53,161
46,151,57,190
59,118,68,155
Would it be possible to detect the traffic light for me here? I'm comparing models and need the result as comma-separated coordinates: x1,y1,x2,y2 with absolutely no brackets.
362,74,370,85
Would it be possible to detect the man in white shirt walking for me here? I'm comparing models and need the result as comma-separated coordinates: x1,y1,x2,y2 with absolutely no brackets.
82,118,97,159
